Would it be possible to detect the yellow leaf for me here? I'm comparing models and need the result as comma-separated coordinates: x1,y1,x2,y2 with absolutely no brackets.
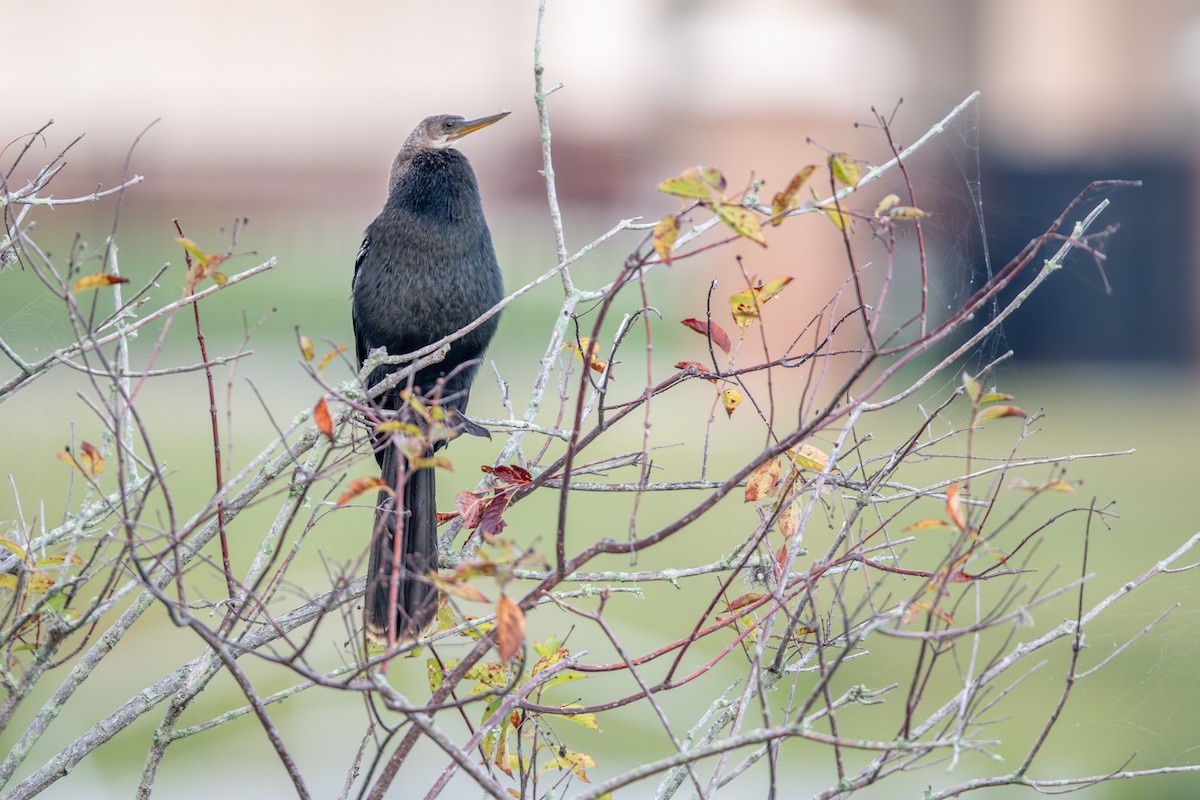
717,205,766,247
684,165,727,193
789,443,828,472
0,536,29,565
299,335,315,362
657,176,711,199
829,152,862,187
875,194,901,217
72,273,130,293
902,518,952,532
411,455,453,470
539,749,597,782
554,706,600,731
652,214,679,264
720,388,742,417
176,237,208,263
979,391,1015,405
729,276,793,329
887,205,926,220
821,203,850,232
744,457,781,503
374,420,423,436
35,553,83,567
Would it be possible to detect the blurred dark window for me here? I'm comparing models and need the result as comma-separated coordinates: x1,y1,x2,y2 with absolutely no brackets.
977,160,1193,362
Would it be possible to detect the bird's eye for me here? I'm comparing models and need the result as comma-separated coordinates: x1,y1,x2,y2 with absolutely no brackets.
443,120,456,130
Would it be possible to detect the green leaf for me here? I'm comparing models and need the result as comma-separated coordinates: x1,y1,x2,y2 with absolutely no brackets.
829,152,862,187
657,176,711,199
961,372,982,404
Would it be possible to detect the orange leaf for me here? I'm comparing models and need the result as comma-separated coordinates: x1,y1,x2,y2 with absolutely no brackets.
564,338,610,378
778,499,801,540
653,214,679,264
314,398,334,441
79,441,104,477
680,318,732,355
771,165,817,225
945,483,967,532
317,345,348,374
495,594,525,663
72,273,130,293
744,457,781,503
727,592,765,611
720,388,742,417
336,476,391,506
432,575,490,604
674,361,717,383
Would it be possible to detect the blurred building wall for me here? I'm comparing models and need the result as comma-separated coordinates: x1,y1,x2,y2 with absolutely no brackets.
6,0,1197,360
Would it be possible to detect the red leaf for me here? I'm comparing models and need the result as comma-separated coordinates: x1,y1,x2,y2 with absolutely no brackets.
456,491,487,529
482,464,532,485
479,493,511,540
727,592,765,611
680,318,732,355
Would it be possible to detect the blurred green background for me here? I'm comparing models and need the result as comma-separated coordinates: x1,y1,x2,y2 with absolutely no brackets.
4,1,1199,798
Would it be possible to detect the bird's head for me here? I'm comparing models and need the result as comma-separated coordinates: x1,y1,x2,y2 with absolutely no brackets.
405,111,510,151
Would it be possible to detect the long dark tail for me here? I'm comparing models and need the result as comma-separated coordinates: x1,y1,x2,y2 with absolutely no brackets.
364,444,439,644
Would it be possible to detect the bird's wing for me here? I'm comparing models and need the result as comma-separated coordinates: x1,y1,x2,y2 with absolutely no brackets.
352,234,371,368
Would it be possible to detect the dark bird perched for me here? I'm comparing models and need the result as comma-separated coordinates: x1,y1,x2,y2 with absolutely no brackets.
352,112,507,644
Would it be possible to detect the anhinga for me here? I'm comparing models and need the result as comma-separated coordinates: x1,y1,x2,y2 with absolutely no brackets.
351,111,507,643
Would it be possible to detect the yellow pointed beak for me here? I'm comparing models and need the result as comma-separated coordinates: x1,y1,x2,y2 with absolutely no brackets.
449,111,510,140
